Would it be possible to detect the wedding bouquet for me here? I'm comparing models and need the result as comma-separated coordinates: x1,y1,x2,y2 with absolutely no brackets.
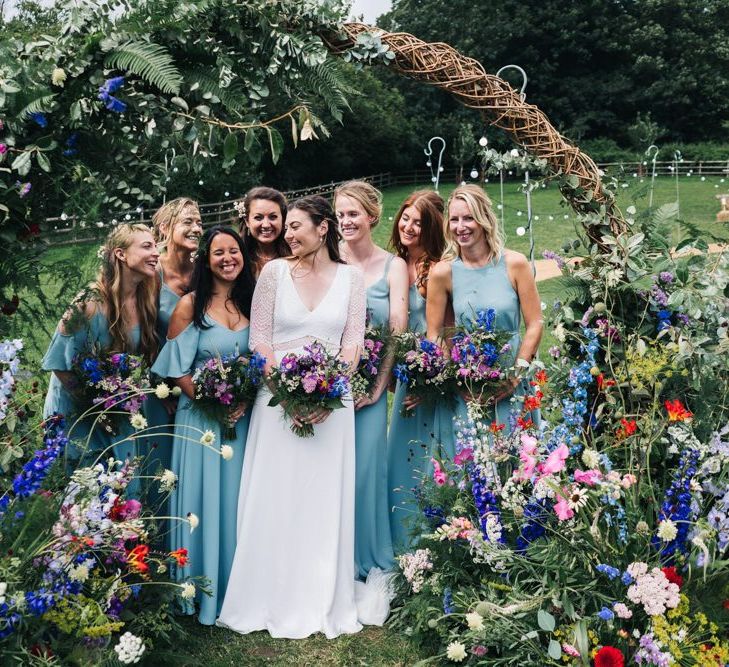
71,347,149,434
448,308,514,407
267,342,350,438
351,324,388,402
191,351,266,441
392,333,454,417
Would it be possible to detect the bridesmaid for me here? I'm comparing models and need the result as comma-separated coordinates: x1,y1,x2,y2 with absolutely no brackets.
385,190,451,553
42,223,160,465
335,180,408,579
236,186,289,278
426,184,543,438
151,226,255,626
144,198,202,492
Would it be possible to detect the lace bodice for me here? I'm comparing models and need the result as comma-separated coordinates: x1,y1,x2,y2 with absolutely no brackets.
249,259,366,358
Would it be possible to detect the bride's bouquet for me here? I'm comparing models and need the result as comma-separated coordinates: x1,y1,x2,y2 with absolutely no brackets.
267,342,351,438
392,333,454,417
191,351,266,441
449,308,514,408
351,324,388,402
71,347,150,434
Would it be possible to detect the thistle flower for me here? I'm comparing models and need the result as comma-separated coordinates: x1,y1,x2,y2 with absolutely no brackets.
220,445,233,460
465,611,484,630
446,641,467,662
187,512,199,532
129,413,147,431
200,430,215,446
154,383,171,399
180,582,195,599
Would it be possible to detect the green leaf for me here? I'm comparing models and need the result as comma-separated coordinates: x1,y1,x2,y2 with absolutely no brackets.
0,81,21,93
547,639,562,660
170,96,189,112
537,609,555,632
267,127,284,165
223,132,238,161
11,151,32,175
36,152,51,172
267,396,282,407
104,41,183,95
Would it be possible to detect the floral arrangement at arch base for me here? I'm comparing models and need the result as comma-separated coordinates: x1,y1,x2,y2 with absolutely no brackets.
390,205,729,665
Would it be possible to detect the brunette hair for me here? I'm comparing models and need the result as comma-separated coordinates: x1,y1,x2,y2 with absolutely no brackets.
443,184,504,261
237,186,290,273
390,189,445,289
287,195,344,264
92,223,159,363
188,226,256,329
333,180,383,228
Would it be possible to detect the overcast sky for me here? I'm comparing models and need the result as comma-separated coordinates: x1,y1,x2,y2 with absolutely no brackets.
349,0,392,23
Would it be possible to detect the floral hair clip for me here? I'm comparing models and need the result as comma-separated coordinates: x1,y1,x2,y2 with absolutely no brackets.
233,200,246,219
96,245,108,261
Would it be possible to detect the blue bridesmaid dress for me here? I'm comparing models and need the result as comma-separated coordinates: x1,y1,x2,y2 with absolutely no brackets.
386,284,455,553
353,255,396,578
449,255,536,435
42,310,140,466
151,316,250,625
141,280,181,492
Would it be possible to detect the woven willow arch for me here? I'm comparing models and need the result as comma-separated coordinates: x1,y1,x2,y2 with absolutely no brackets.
322,23,627,243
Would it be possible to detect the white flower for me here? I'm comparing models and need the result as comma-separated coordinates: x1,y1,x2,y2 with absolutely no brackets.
158,469,177,492
657,519,678,542
465,611,484,630
157,563,167,574
220,445,234,460
69,563,90,582
129,413,148,431
0,581,6,605
635,520,650,535
510,148,520,158
180,581,196,599
581,448,600,469
567,486,589,511
114,632,146,664
154,383,171,399
553,323,566,343
51,67,67,87
187,512,199,532
200,430,215,445
171,386,182,396
446,641,467,662
613,602,633,619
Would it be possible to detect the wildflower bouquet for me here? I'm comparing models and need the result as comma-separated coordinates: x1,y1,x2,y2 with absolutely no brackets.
351,324,389,401
191,351,266,441
70,346,149,435
393,333,454,417
448,308,515,411
267,341,350,437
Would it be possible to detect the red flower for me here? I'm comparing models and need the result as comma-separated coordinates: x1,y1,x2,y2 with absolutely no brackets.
722,599,729,610
517,417,533,430
531,369,548,387
489,422,505,433
661,566,683,588
616,418,637,440
169,548,189,567
665,399,693,422
594,646,624,667
127,544,150,575
523,394,542,412
596,373,616,391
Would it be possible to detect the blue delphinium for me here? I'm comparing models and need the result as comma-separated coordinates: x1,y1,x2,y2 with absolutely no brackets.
475,308,496,332
98,76,127,113
29,112,48,128
516,500,549,552
597,606,615,621
468,464,504,543
442,587,454,614
595,563,620,580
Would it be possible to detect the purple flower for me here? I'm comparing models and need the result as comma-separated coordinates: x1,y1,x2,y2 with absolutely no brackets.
302,373,318,394
658,271,674,284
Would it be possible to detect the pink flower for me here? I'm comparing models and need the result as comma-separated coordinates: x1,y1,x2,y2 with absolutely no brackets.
0,143,7,155
574,469,602,486
621,473,637,488
431,458,447,486
453,448,473,466
554,489,574,521
562,643,580,658
538,443,569,477
302,373,318,394
520,433,538,455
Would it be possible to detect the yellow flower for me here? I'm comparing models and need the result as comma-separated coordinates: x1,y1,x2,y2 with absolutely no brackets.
51,67,67,87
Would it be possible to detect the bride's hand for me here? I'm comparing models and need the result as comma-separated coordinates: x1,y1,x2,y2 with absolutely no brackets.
228,401,248,424
301,406,332,425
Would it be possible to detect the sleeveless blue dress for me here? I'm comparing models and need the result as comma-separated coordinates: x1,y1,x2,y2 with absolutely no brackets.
450,255,535,436
42,310,141,466
387,283,456,552
142,281,181,491
151,316,250,626
353,255,396,578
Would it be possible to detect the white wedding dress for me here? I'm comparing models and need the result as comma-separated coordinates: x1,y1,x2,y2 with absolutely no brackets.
217,259,392,639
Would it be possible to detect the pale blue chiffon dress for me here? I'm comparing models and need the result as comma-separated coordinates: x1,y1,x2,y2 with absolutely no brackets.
450,255,536,436
387,283,455,552
354,255,396,578
142,281,180,493
42,310,140,465
151,316,250,626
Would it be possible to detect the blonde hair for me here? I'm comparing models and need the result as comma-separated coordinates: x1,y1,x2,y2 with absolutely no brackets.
151,197,199,252
442,184,505,262
93,223,159,363
333,180,383,228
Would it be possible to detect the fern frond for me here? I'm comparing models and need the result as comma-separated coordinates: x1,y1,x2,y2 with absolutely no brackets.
298,61,354,123
104,40,183,95
13,90,55,120
182,67,250,113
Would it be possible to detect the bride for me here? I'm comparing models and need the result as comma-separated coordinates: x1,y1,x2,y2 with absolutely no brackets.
218,195,390,639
